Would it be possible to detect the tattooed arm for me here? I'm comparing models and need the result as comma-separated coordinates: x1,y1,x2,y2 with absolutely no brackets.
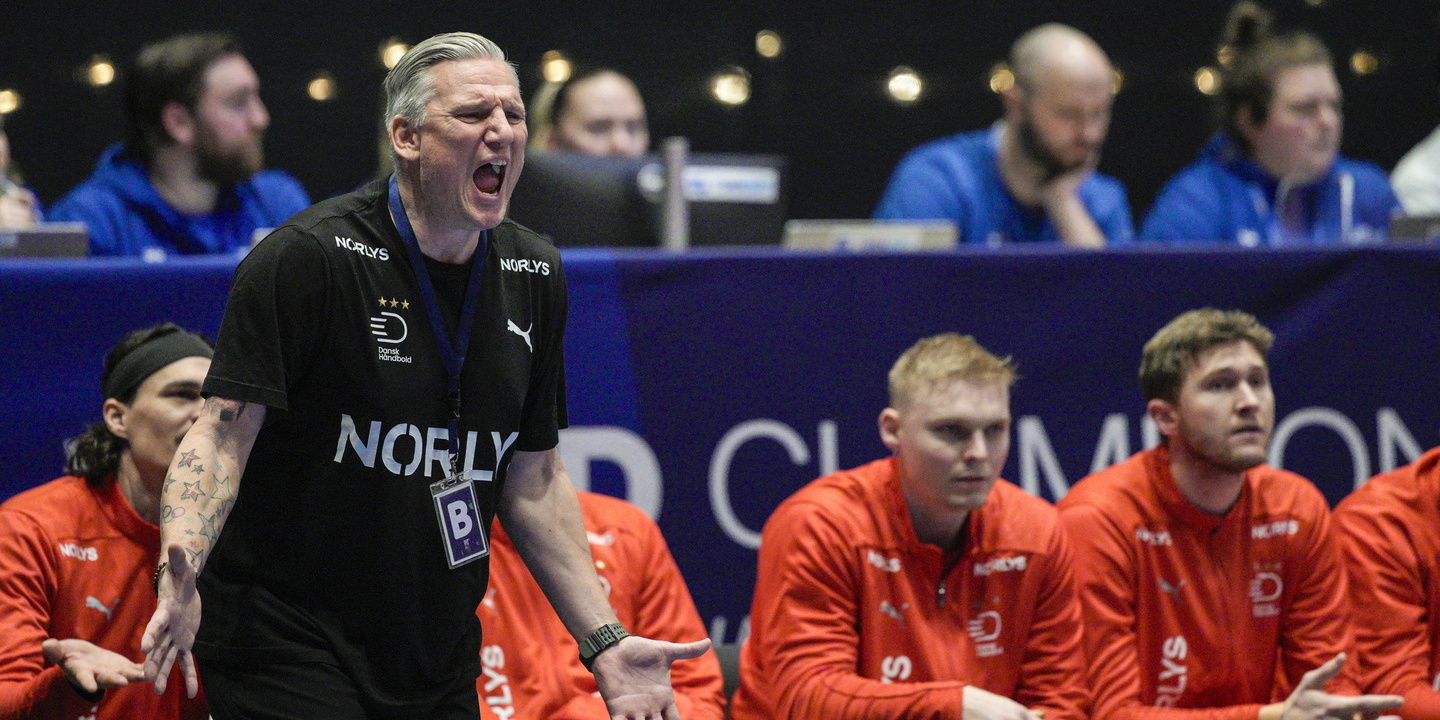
140,396,265,697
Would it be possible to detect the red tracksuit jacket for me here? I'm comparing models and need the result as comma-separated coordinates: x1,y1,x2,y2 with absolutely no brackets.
731,457,1088,720
1059,446,1358,720
1334,446,1440,720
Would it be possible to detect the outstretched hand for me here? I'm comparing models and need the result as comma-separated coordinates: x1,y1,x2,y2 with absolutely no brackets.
41,638,147,694
140,545,201,698
591,635,712,720
1275,654,1403,720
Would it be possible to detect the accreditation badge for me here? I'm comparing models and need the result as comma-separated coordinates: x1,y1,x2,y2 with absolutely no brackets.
431,474,489,569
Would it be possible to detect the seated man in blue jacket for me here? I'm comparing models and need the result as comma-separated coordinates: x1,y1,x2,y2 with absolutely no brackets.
874,23,1133,248
1141,2,1398,246
51,32,309,258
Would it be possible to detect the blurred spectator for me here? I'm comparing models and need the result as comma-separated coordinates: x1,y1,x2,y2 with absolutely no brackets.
0,323,211,719
529,68,649,158
0,117,43,228
874,24,1133,247
1391,54,1440,214
1141,2,1399,245
477,492,724,720
49,32,309,258
1393,125,1440,215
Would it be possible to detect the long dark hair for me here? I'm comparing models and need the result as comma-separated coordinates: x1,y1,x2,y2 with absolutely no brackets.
65,323,207,482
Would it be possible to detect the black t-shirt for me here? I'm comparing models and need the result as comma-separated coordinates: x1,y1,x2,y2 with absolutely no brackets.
195,180,567,711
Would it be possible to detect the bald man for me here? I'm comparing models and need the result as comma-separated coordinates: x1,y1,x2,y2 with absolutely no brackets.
539,69,649,158
875,24,1133,247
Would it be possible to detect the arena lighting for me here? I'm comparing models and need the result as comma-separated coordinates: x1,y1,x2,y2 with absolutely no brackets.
1350,50,1379,76
755,30,783,59
541,51,572,83
0,90,19,115
710,66,751,106
988,63,1014,94
1195,67,1221,96
886,66,923,105
87,56,115,87
307,73,336,102
380,39,409,70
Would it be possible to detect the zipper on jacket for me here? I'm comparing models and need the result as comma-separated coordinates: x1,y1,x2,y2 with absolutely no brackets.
936,581,947,608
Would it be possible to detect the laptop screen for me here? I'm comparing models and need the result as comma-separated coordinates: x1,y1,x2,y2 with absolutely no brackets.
0,222,89,258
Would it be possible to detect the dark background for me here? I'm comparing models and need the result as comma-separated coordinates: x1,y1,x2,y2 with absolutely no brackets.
4,0,1437,225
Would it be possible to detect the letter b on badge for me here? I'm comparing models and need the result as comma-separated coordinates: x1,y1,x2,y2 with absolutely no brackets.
432,479,488,569
448,500,473,538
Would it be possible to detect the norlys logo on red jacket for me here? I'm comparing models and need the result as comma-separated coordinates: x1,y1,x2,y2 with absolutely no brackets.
973,555,1027,576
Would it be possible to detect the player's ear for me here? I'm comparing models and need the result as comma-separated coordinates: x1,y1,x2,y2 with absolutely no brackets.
103,398,130,439
1148,398,1178,441
879,407,902,453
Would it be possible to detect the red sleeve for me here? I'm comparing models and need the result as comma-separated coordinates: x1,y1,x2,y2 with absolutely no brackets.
546,503,722,720
1273,496,1359,697
1058,501,1262,720
1013,524,1090,720
745,497,967,720
629,513,724,720
0,509,94,720
1335,489,1440,720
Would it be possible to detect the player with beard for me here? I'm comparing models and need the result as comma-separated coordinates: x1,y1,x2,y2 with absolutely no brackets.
1058,309,1402,720
51,32,309,257
874,24,1133,247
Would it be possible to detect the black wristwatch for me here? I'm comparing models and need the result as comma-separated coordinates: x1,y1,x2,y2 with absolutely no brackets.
578,622,630,670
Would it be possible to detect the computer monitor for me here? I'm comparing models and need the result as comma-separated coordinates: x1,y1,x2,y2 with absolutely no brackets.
506,153,657,248
505,151,787,248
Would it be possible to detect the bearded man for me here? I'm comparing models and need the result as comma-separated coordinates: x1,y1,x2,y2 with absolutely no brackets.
874,24,1132,247
51,32,309,257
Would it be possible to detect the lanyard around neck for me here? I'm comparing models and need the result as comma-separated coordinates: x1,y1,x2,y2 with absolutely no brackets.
387,175,488,469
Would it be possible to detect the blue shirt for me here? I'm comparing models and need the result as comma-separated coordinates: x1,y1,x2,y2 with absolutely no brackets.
873,126,1135,245
49,144,311,258
1140,133,1399,246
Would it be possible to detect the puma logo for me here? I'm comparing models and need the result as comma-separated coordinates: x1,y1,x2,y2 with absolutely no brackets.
85,596,115,621
1158,578,1186,595
506,320,533,352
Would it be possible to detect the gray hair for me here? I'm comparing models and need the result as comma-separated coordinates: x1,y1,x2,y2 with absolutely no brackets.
383,32,518,128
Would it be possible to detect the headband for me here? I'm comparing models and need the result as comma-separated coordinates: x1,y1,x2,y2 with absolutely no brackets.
102,331,214,401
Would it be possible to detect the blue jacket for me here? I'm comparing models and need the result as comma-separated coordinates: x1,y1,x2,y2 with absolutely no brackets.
49,144,311,257
873,126,1135,245
1140,133,1399,246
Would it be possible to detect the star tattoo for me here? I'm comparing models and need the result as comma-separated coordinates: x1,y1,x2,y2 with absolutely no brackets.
177,450,198,468
180,481,206,502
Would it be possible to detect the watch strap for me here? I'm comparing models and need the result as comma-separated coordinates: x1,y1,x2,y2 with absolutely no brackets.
578,622,630,670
